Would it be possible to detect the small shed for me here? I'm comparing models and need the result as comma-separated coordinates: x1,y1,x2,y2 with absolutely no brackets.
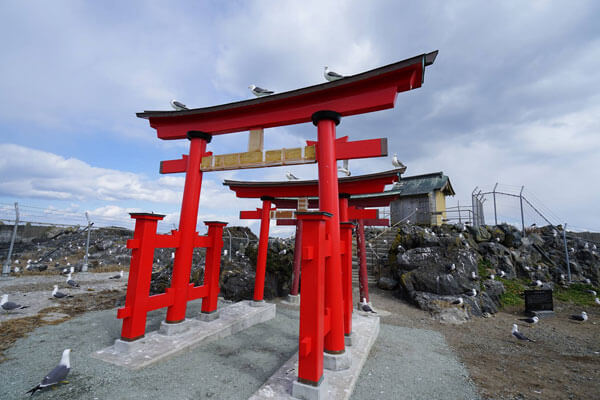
389,172,455,226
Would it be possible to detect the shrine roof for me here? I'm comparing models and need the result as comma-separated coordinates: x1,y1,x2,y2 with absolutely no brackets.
136,51,438,139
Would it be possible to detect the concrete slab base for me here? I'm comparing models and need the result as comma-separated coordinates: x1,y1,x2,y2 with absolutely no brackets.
286,294,300,305
291,379,328,400
250,300,267,307
249,312,380,400
323,350,351,371
92,300,276,370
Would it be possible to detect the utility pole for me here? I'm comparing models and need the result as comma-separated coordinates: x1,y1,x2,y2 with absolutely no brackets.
2,202,19,277
493,182,498,226
82,212,92,272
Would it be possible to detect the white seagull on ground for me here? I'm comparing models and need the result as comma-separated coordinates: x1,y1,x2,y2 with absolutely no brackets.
1,294,29,312
531,280,543,288
498,270,506,278
66,273,79,288
470,271,479,281
569,311,588,322
594,297,600,305
52,285,72,299
170,99,188,111
391,153,405,169
465,288,477,297
447,263,456,273
359,298,376,313
511,324,534,342
324,66,344,82
248,84,274,97
26,349,71,396
586,289,597,296
451,297,463,306
519,316,539,324
109,270,124,280
286,171,299,181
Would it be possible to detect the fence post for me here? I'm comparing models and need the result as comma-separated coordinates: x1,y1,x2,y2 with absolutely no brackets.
457,200,461,224
562,223,571,283
471,187,478,228
226,228,232,262
519,186,525,235
493,183,498,226
82,212,92,272
2,202,19,277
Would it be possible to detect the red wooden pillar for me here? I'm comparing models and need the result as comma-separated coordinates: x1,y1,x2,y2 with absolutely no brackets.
201,221,228,314
120,213,164,340
166,131,211,323
312,110,346,354
290,219,303,296
296,212,330,386
340,222,354,337
254,196,273,302
356,217,370,303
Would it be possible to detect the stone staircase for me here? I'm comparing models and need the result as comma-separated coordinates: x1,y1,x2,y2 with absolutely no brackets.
351,228,398,285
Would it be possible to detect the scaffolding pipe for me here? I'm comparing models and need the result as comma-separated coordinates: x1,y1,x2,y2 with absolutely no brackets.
562,223,571,283
2,202,19,277
82,212,92,272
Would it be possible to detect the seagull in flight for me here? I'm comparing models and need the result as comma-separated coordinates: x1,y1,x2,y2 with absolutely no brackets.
249,84,274,97
286,171,299,180
1,294,29,312
512,324,534,342
170,99,188,111
324,66,344,82
392,153,405,169
26,349,71,396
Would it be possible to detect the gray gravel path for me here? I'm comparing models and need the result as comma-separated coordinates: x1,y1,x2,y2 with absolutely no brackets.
1,301,479,399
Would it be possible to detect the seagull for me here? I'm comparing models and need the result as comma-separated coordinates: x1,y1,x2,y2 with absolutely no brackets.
66,273,79,288
170,99,188,111
512,324,535,342
490,274,496,280
595,297,600,305
286,171,299,180
470,271,479,281
498,270,506,278
451,297,463,306
586,290,597,296
109,270,124,280
569,311,588,322
391,153,405,169
584,278,591,285
248,84,274,97
26,349,71,396
523,265,531,272
324,66,344,82
279,249,287,255
465,288,477,297
14,266,20,273
359,298,376,313
447,263,456,273
52,285,72,299
519,316,539,324
337,159,351,176
1,294,29,312
531,280,543,288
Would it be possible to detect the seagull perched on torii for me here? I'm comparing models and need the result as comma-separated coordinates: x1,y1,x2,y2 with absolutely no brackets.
392,153,406,169
249,84,274,97
324,66,344,82
170,99,188,111
286,171,299,181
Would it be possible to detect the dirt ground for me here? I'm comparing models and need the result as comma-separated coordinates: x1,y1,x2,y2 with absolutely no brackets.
2,273,599,399
367,286,600,400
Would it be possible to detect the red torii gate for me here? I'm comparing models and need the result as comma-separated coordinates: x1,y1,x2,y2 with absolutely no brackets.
129,50,436,392
224,169,401,302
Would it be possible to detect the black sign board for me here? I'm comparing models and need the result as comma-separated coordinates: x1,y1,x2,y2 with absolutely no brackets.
525,289,553,313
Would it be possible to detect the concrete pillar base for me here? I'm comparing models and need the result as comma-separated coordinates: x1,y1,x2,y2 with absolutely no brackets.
287,294,300,304
291,379,328,400
113,338,143,354
198,310,220,322
250,300,267,307
158,319,193,336
344,332,355,346
323,350,351,371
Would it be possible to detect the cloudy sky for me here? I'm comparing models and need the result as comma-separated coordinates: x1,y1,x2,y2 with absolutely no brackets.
1,1,599,235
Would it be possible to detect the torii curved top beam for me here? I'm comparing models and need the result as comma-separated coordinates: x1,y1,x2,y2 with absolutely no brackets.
223,168,403,198
137,51,438,139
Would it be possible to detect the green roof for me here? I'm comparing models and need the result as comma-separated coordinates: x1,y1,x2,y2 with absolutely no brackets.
389,172,455,196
